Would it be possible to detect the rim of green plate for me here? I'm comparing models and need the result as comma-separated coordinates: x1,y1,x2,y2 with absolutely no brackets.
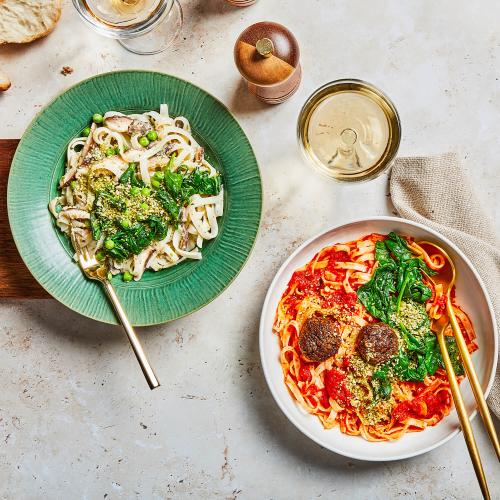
7,70,263,326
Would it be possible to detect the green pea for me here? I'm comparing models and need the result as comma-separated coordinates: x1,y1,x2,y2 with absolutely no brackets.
107,272,113,281
105,147,115,157
70,180,77,190
138,136,150,147
96,251,105,261
153,171,164,180
93,113,104,124
140,202,149,211
151,179,161,189
104,239,115,250
130,186,140,196
123,271,133,282
146,130,158,141
120,219,131,229
141,187,151,196
82,127,91,137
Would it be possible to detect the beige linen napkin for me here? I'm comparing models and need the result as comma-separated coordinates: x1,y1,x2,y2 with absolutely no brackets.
390,152,500,418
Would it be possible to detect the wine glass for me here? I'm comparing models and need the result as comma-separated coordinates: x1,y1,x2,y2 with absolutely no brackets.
297,79,401,182
226,0,257,5
73,0,183,55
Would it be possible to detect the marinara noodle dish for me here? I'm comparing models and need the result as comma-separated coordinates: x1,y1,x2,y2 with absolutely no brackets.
273,232,477,441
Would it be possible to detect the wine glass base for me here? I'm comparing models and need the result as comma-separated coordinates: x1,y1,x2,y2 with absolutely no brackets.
118,0,183,55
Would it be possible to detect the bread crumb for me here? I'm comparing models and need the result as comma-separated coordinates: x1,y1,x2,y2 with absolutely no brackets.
61,66,74,76
0,69,10,91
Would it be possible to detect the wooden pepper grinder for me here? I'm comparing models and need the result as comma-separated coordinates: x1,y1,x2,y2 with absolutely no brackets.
234,21,301,104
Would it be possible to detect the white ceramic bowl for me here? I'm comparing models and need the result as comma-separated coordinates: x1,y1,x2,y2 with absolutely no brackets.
259,216,498,461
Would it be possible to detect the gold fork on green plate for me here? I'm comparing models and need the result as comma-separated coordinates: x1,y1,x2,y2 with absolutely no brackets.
76,246,160,390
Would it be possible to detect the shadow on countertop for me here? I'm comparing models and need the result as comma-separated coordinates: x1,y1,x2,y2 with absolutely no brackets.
228,79,270,116
192,0,237,16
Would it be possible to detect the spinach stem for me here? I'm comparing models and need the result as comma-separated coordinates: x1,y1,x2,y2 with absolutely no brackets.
396,273,410,313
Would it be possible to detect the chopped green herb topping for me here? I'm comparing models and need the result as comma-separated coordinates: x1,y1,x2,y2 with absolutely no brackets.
356,232,464,383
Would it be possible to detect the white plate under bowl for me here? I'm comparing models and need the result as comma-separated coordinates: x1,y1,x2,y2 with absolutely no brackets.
259,216,498,461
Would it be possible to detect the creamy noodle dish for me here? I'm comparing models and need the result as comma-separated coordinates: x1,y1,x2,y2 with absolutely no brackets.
49,105,224,282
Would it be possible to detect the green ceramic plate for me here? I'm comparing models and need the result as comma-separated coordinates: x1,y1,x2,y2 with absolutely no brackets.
8,71,262,325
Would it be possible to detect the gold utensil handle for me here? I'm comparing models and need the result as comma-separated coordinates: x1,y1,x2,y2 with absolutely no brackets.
447,300,500,460
104,281,160,390
437,328,490,500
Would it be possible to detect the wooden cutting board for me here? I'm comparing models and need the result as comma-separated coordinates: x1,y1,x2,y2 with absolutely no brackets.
0,140,49,298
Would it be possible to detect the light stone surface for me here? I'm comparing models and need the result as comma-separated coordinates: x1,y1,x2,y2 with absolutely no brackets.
1,1,499,499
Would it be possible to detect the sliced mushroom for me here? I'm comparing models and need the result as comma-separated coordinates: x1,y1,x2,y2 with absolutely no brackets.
65,185,74,206
195,147,205,164
73,190,87,207
60,123,97,188
80,146,102,167
71,227,93,248
105,115,134,133
70,220,88,229
133,248,154,280
59,208,90,219
180,223,189,250
58,208,91,231
179,206,188,223
59,166,77,188
128,119,153,136
78,122,96,166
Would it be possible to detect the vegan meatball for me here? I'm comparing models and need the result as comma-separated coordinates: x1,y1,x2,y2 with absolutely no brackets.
357,323,398,365
298,316,341,362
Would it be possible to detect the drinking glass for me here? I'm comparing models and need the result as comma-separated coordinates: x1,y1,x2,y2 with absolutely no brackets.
297,79,401,182
226,0,257,5
73,0,183,55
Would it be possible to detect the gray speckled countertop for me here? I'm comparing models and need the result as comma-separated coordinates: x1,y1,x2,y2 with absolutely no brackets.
1,1,499,498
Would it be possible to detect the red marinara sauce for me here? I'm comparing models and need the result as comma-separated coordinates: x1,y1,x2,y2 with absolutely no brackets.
299,365,312,382
393,390,449,422
322,289,358,310
289,268,322,295
325,250,350,271
317,389,330,408
324,368,351,407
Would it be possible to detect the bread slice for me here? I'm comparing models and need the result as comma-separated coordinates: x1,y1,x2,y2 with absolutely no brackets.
0,0,62,45
0,69,11,91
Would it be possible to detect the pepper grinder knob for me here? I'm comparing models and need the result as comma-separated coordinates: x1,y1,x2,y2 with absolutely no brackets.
255,38,274,57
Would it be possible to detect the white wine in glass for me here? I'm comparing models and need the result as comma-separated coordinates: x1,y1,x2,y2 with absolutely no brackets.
73,0,183,55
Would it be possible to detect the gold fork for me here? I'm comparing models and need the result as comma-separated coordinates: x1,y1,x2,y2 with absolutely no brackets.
431,315,490,499
77,247,160,390
418,241,499,460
